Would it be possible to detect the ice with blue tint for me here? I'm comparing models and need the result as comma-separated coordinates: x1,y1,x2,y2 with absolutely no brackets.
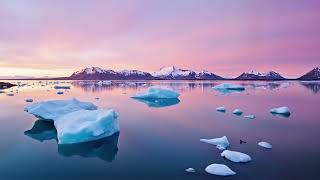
132,86,180,99
133,98,180,108
233,109,243,115
54,109,119,144
24,98,97,121
244,115,255,119
54,85,71,89
205,164,236,176
258,141,272,149
200,136,230,150
270,106,291,117
216,106,226,112
221,150,252,163
212,83,245,94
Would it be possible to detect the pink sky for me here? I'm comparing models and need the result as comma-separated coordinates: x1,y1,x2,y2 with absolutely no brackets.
0,0,319,78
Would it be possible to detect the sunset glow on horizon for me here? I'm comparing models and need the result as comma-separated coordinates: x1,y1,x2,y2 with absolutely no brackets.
0,0,319,78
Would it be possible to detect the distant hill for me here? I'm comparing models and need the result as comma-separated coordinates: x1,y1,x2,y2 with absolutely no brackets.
235,71,286,80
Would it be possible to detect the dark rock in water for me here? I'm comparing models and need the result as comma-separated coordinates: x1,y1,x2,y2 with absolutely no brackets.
240,139,247,144
0,82,16,89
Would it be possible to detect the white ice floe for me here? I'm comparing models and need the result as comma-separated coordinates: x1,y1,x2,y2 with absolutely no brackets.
221,150,252,163
244,115,255,119
57,91,64,95
54,85,71,89
24,98,97,121
270,106,290,116
97,80,112,86
54,109,119,144
205,164,236,176
233,109,243,115
213,83,245,94
185,168,196,173
200,136,230,150
216,106,226,112
258,141,272,149
25,98,33,103
132,86,180,99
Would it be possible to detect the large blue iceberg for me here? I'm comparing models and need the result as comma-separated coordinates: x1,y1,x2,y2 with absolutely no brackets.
24,99,119,144
212,83,245,94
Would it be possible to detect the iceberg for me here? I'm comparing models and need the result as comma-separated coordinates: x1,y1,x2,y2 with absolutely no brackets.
132,86,180,99
233,109,243,115
221,150,252,163
200,136,230,150
185,168,196,173
54,85,71,89
205,164,236,176
97,81,112,86
213,83,245,94
24,98,97,121
244,115,255,119
216,106,226,112
25,98,33,103
54,109,119,144
133,98,180,108
270,106,291,117
258,141,272,149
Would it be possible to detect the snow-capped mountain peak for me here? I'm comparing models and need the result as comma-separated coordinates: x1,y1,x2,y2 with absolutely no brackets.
299,67,320,80
73,67,115,75
236,70,285,80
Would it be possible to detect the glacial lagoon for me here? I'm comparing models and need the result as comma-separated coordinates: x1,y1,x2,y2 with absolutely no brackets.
0,80,319,179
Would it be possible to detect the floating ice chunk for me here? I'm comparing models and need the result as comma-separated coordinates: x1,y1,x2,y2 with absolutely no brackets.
205,164,236,176
200,136,230,150
233,109,243,115
221,150,252,163
97,81,112,86
258,141,272,149
244,115,255,119
213,83,245,94
6,93,14,96
270,107,290,117
132,86,180,99
185,168,196,173
54,85,71,89
54,109,119,144
216,106,226,112
57,91,64,95
25,98,33,103
24,98,97,121
0,90,5,93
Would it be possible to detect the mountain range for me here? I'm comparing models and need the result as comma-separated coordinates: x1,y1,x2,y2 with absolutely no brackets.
67,66,320,81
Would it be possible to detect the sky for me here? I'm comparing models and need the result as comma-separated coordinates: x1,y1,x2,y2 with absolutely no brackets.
0,0,319,78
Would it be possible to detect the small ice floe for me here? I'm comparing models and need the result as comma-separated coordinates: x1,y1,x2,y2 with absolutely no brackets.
6,93,14,96
205,164,236,176
132,86,180,99
216,106,226,112
24,98,97,121
54,109,119,144
25,98,33,103
97,81,112,86
185,168,196,173
244,115,255,119
54,85,71,89
270,106,290,117
213,83,245,94
57,91,64,95
258,141,272,149
233,109,243,116
0,90,5,93
200,136,230,150
221,150,252,163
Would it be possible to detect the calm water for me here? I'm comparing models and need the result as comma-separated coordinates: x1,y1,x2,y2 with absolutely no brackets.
0,80,319,180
